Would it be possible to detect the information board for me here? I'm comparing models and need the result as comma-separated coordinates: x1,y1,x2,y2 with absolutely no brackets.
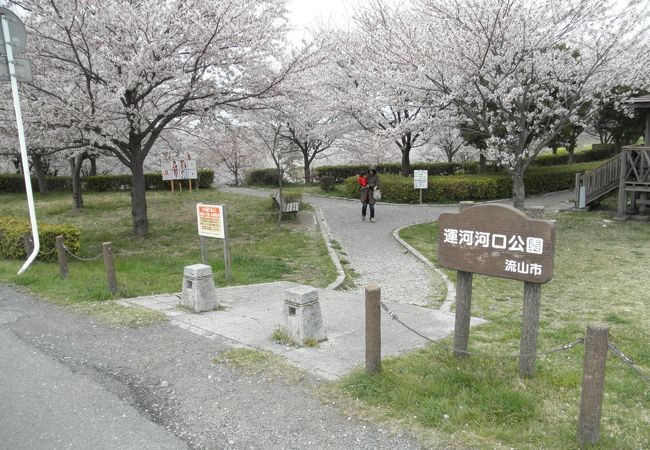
438,204,556,283
413,170,428,189
162,159,197,181
197,204,224,239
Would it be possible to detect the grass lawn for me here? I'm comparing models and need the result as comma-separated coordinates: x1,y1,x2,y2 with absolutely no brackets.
341,207,649,449
0,190,337,306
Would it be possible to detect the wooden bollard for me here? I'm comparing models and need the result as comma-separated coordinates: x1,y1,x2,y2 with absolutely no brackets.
55,235,68,278
102,242,118,294
519,281,541,378
577,324,609,446
365,284,381,374
23,232,34,257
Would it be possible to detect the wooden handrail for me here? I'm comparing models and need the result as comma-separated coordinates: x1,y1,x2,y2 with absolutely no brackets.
581,155,621,204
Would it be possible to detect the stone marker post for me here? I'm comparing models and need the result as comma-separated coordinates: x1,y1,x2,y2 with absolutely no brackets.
577,323,609,446
284,285,325,344
365,284,381,374
181,264,219,313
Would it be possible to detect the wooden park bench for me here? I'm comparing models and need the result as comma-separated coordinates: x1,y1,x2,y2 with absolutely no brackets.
273,191,300,216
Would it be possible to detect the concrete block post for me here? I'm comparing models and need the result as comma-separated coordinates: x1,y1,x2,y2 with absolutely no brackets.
181,264,218,313
283,286,326,344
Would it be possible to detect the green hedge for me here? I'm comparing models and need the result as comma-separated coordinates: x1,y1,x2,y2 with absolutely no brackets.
245,168,284,186
0,174,71,193
533,143,616,166
345,162,600,203
0,216,80,261
315,162,479,182
0,170,214,193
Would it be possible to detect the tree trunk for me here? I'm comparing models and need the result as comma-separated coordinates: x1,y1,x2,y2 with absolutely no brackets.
69,153,85,209
400,146,411,177
303,153,311,184
512,172,526,210
32,154,49,195
89,157,97,176
551,145,558,155
130,159,149,237
479,152,487,173
276,164,283,228
567,146,576,164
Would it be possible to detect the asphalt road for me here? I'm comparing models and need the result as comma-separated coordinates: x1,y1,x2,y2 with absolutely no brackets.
0,284,421,450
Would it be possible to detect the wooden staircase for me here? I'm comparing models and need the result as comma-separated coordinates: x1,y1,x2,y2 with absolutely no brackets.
575,146,650,220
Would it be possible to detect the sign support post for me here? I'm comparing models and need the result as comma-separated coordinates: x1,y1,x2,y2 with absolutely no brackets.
222,206,232,282
438,204,555,377
413,170,428,204
196,203,232,283
520,281,542,378
1,9,38,275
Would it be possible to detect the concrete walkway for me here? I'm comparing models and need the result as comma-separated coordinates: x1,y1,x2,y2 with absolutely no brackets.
121,282,485,380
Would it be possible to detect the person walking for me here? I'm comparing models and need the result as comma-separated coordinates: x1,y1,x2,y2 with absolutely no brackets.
359,166,379,222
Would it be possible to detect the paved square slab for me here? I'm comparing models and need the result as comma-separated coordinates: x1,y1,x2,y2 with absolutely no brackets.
120,282,486,380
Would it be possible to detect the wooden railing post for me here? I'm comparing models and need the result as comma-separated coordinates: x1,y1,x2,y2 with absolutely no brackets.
616,151,627,219
102,242,118,294
55,235,68,278
577,324,609,446
365,284,381,374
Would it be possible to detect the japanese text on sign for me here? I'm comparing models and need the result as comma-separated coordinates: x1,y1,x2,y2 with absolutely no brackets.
197,204,224,239
437,204,556,283
413,170,428,189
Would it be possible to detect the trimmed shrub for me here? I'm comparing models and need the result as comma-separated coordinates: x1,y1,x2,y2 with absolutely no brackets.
245,168,282,186
0,216,80,261
319,175,335,192
315,162,479,182
533,144,616,166
344,162,600,203
43,169,214,192
0,174,71,193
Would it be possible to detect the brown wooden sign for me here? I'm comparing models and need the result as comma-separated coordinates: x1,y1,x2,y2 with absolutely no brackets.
438,204,556,283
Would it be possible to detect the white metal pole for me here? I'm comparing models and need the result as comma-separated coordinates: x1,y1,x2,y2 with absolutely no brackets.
2,14,39,275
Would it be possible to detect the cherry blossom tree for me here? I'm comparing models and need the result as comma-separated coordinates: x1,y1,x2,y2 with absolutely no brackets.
9,0,301,236
402,0,650,208
329,1,437,176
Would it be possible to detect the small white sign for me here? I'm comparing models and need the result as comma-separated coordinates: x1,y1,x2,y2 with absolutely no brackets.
197,204,224,239
413,170,428,189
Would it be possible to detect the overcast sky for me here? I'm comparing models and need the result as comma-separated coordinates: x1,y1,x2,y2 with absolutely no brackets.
285,0,354,42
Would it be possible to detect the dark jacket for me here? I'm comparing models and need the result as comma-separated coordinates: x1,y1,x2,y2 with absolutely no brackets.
359,168,379,204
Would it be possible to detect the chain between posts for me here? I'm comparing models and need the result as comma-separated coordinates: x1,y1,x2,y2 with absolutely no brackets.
62,244,153,261
62,244,103,261
380,301,584,359
608,343,650,384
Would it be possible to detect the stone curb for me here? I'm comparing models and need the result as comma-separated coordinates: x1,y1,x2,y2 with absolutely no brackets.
391,223,456,313
310,205,346,290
